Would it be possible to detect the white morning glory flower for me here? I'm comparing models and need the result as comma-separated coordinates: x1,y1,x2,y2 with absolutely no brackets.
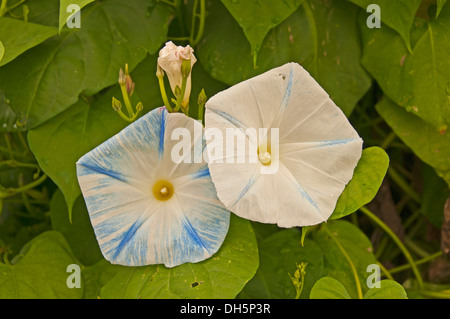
76,107,230,267
204,63,363,228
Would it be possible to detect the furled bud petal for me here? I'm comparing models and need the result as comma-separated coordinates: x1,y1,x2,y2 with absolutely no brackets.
118,68,126,85
125,74,135,97
112,97,122,111
157,41,197,104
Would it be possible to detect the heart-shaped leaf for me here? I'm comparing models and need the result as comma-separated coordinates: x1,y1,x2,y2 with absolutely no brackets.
331,147,389,220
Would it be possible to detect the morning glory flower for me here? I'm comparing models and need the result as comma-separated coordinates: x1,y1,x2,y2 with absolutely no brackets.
204,63,363,228
76,107,230,267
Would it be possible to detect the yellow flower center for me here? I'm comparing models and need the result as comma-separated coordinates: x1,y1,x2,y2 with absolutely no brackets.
258,145,272,165
153,180,174,201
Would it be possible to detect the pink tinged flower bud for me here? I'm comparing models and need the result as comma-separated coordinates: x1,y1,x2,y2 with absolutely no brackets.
157,41,197,105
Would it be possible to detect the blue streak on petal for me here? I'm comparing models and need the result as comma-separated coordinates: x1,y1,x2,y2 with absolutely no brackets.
232,174,258,208
209,108,247,131
192,168,210,179
316,138,357,147
159,108,167,159
281,64,294,109
77,162,128,183
298,184,319,212
181,216,210,253
112,216,148,261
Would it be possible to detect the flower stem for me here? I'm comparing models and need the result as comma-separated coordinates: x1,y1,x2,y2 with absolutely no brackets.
119,83,134,118
173,75,187,112
158,75,173,112
359,206,424,289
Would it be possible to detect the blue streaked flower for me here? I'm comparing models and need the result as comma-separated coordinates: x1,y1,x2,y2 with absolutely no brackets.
76,107,230,267
205,63,363,228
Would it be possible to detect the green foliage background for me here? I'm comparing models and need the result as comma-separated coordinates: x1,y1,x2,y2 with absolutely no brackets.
0,0,449,299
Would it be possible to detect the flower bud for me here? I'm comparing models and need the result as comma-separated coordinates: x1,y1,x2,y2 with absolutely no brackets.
157,41,197,105
197,89,207,107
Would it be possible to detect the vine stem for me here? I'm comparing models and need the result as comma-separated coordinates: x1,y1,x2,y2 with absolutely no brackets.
380,131,396,150
190,0,205,46
387,251,443,275
359,206,424,289
1,174,47,198
377,261,394,280
322,224,363,299
388,166,421,204
0,0,8,16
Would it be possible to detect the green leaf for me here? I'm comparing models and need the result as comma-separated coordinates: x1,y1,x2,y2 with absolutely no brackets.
9,0,59,28
59,0,95,32
81,258,121,299
310,278,407,299
27,88,131,220
238,228,324,299
0,231,82,298
331,147,389,220
220,0,304,64
49,189,103,266
361,4,450,131
376,97,450,188
312,220,377,298
0,41,4,63
309,277,351,299
0,17,57,67
347,0,421,51
437,0,448,17
0,0,171,129
363,280,408,299
100,215,259,299
198,0,371,115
